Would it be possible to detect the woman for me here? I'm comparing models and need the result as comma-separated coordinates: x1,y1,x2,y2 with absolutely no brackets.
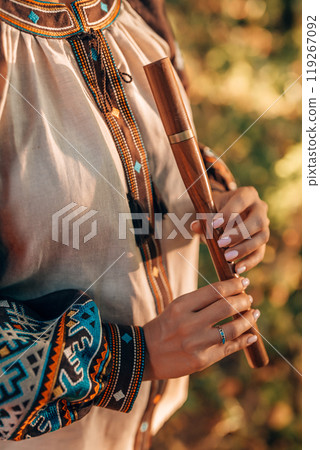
0,0,270,448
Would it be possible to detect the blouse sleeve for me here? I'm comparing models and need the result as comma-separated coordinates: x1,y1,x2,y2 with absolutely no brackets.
0,290,145,441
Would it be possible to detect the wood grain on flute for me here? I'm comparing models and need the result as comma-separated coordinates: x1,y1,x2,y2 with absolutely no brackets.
144,57,269,368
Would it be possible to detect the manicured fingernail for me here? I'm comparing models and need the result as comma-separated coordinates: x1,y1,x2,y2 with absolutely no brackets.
217,236,231,247
228,181,237,191
253,309,260,321
212,217,224,229
225,250,238,261
190,220,198,230
247,335,258,344
248,295,253,303
236,265,246,275
241,278,250,288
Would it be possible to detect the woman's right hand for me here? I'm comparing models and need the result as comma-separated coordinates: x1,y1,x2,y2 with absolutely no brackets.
142,277,260,380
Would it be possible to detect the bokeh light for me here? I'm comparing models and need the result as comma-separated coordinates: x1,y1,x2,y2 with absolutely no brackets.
152,0,301,449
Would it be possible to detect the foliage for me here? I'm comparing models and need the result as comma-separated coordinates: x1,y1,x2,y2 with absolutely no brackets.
152,0,301,448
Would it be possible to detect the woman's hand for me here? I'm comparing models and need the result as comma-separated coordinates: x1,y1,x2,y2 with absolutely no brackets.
142,277,260,380
191,187,270,275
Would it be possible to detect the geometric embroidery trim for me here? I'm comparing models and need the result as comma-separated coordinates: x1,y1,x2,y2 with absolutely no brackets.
113,390,125,402
134,161,142,174
0,297,146,440
91,47,98,61
101,2,108,12
28,11,39,24
121,333,132,344
0,0,121,38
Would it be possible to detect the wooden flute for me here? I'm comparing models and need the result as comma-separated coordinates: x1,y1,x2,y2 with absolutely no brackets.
144,57,269,368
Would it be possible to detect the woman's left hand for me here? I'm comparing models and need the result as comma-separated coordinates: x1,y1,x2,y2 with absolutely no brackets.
190,186,270,275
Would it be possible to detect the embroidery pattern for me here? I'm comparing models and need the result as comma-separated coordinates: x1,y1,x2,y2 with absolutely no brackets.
0,0,121,38
0,297,145,440
69,29,173,314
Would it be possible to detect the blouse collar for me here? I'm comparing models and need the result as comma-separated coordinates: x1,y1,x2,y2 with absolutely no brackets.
0,0,121,38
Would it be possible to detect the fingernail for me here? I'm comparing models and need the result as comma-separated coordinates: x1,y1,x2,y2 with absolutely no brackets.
217,236,231,247
241,278,250,288
248,295,253,303
236,265,246,274
190,220,198,230
253,309,260,321
225,250,238,261
212,217,224,229
247,335,258,344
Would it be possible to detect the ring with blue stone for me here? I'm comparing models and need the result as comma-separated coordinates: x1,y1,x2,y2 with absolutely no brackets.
217,327,226,344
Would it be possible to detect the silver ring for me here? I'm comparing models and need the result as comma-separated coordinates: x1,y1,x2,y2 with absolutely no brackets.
216,327,226,344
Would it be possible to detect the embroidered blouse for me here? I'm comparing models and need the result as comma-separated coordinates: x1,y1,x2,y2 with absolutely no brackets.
0,0,235,448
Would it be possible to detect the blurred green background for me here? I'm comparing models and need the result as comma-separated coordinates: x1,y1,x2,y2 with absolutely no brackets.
152,0,302,449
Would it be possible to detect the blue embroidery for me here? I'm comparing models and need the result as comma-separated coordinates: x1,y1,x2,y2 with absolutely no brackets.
28,11,39,24
91,48,98,61
121,333,132,344
0,298,104,439
134,161,142,173
101,2,108,12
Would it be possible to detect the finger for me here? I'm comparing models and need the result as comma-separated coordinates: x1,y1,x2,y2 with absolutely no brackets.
190,220,202,234
190,220,207,244
190,277,249,312
213,186,259,230
209,309,259,347
181,308,257,357
211,332,259,362
218,309,260,342
195,309,260,349
217,203,269,247
223,230,269,262
235,246,266,274
195,292,253,326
